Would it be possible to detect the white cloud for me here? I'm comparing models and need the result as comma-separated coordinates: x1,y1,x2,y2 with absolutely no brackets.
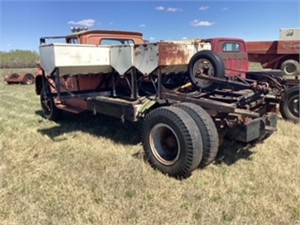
221,7,229,11
155,6,181,12
166,7,181,12
190,20,215,27
155,6,165,11
68,19,96,27
199,6,209,11
139,24,146,28
181,37,188,40
149,37,156,41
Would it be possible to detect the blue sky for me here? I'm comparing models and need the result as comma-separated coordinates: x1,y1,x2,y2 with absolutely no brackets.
0,0,299,52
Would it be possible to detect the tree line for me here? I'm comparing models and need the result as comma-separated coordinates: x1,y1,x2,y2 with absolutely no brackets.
0,50,39,68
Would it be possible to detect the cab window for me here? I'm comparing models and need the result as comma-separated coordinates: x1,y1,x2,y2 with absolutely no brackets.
67,38,79,44
100,39,134,46
223,42,241,52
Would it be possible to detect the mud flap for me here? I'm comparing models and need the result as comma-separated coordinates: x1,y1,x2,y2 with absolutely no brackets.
226,113,278,143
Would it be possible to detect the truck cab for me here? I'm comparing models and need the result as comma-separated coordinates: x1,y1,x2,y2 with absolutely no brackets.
208,38,249,78
35,29,145,96
40,29,145,45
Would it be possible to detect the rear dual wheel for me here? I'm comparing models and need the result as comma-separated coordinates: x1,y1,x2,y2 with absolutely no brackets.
175,103,219,168
142,106,203,178
142,104,219,178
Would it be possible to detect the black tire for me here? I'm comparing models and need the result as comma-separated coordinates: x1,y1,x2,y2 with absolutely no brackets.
188,50,225,91
9,73,20,80
142,106,203,178
6,73,20,84
280,85,300,123
5,73,19,84
22,73,35,85
175,103,219,168
40,80,62,121
280,59,300,76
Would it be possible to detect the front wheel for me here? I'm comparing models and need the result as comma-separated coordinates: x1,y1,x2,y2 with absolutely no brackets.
40,80,62,121
280,85,300,123
142,106,203,178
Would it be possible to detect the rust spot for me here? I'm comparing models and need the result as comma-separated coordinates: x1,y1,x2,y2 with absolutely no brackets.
159,43,191,65
135,49,142,56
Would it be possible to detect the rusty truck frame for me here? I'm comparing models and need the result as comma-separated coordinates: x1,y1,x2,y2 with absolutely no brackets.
208,37,299,123
36,29,284,178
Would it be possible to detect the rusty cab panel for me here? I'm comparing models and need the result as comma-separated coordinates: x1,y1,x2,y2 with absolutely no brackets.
209,38,249,78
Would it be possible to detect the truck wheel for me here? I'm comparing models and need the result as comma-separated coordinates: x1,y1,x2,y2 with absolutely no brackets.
6,73,19,84
175,103,219,168
280,59,300,76
40,81,62,121
188,50,225,91
280,85,300,123
142,106,203,178
22,73,35,85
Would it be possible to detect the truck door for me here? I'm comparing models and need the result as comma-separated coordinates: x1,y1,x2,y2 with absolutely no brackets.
211,39,249,78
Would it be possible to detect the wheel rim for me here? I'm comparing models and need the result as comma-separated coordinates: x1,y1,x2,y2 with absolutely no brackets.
287,95,300,118
285,63,297,75
149,123,180,166
192,59,214,88
24,75,34,84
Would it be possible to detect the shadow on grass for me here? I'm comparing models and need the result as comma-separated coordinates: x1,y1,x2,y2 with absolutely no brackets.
133,138,258,168
36,110,262,167
214,139,255,166
36,110,141,145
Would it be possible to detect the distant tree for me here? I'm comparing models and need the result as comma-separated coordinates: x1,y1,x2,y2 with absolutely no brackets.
0,50,39,68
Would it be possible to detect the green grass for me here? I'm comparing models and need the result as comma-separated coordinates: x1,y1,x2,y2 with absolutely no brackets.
0,69,299,225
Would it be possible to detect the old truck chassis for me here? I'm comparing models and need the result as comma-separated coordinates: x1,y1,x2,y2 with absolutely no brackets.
37,31,284,178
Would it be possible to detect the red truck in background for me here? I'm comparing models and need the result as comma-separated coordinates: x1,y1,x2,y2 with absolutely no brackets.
208,38,249,78
245,28,300,76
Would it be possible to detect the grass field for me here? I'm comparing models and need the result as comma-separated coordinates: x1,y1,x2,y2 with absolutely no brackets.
0,68,299,225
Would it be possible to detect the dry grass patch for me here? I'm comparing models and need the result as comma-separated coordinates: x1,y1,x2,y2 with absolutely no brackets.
0,69,299,225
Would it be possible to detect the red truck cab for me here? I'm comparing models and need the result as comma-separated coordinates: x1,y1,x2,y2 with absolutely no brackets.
208,38,249,78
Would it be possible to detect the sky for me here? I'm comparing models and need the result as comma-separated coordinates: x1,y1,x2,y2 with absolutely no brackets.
0,0,299,52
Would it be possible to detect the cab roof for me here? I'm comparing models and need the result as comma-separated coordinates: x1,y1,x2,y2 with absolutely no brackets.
66,29,143,38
